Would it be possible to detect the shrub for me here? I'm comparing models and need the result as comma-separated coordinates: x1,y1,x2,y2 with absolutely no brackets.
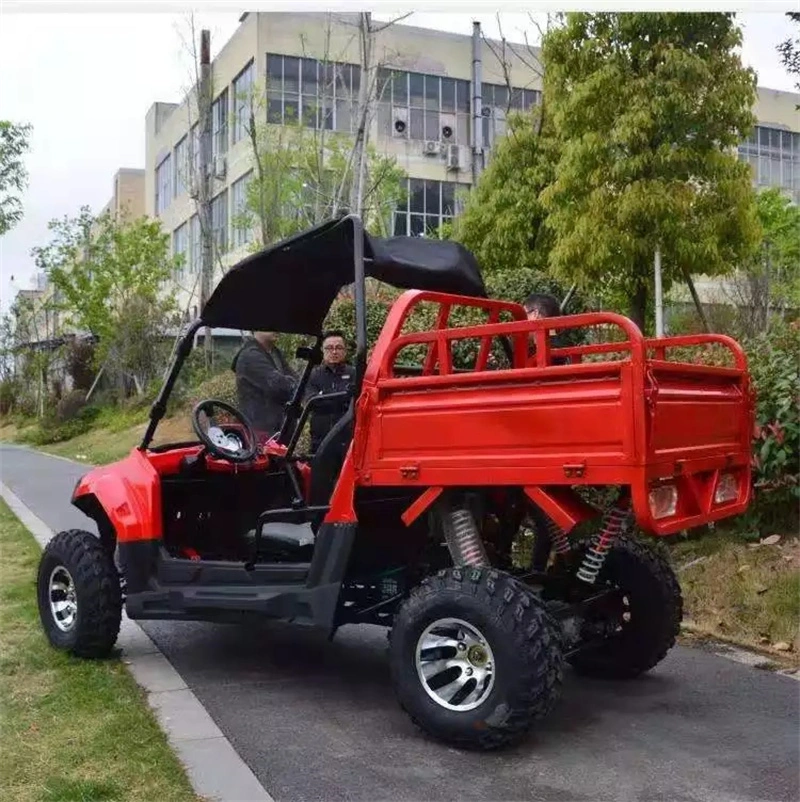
0,378,22,416
65,338,96,391
55,390,88,422
744,321,799,528
190,371,238,409
23,403,102,445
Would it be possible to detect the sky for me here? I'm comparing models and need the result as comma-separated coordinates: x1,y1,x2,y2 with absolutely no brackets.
0,8,797,315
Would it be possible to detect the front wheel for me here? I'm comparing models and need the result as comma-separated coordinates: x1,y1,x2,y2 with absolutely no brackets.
37,529,122,658
389,567,563,750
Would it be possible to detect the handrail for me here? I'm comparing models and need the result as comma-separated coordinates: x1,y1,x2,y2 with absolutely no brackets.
644,333,748,372
378,311,645,379
363,290,527,388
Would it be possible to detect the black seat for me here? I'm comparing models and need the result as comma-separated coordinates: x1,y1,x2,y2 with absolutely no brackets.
249,402,354,559
258,520,316,550
308,403,354,509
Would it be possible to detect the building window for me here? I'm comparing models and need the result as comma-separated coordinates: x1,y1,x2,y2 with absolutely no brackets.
481,84,541,149
231,171,253,247
212,89,229,159
211,190,228,254
155,154,172,215
738,125,800,203
377,70,471,145
266,52,360,132
233,60,254,143
189,214,201,273
173,222,188,279
173,135,188,198
393,178,460,237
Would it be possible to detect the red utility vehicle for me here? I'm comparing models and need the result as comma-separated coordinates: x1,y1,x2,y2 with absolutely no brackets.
37,216,753,750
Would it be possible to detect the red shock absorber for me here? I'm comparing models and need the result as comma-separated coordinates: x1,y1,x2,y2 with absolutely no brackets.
576,498,631,585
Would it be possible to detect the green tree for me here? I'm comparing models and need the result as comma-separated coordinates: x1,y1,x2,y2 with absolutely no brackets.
0,121,32,236
3,292,60,417
722,187,800,335
777,12,800,96
540,13,760,330
33,209,180,395
452,107,560,283
235,122,406,250
231,59,406,251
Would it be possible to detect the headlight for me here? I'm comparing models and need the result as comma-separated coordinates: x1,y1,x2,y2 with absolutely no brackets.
714,472,739,504
649,484,678,519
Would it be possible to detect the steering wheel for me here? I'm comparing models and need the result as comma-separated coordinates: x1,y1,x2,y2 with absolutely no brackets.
191,399,258,463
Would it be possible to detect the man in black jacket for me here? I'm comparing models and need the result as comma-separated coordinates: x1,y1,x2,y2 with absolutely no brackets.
523,292,569,367
231,331,297,440
305,331,353,453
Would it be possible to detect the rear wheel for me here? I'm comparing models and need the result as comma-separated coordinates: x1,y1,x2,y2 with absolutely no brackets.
389,567,563,750
37,529,122,658
564,535,682,679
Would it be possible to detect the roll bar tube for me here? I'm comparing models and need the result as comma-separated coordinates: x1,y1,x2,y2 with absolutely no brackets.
140,319,204,451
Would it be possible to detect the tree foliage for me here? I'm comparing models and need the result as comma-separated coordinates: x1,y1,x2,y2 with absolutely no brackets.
236,122,406,250
34,209,180,395
446,108,583,311
232,66,407,251
0,120,32,236
777,12,800,96
540,13,761,330
452,109,559,281
745,321,800,526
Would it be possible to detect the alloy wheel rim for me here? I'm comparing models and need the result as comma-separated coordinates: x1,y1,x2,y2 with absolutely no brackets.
415,617,496,712
48,565,78,632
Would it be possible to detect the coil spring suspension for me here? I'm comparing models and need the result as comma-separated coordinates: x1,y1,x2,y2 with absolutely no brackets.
576,503,631,584
440,500,489,567
546,517,572,556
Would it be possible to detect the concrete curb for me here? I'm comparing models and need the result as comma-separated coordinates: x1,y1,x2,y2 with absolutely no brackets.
0,478,274,802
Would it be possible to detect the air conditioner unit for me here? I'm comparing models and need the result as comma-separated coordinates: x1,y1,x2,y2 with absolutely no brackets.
423,140,440,156
446,144,460,172
214,155,227,179
392,107,409,138
440,113,456,143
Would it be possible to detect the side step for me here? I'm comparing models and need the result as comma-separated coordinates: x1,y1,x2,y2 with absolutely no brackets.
125,580,342,630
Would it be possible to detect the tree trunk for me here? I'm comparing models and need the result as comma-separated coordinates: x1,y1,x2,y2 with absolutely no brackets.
681,267,711,333
630,283,648,333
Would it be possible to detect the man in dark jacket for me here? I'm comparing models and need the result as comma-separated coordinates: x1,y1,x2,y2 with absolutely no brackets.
305,331,353,453
523,292,569,367
231,331,297,440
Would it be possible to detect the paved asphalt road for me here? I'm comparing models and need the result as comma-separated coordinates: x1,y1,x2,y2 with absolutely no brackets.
2,443,799,802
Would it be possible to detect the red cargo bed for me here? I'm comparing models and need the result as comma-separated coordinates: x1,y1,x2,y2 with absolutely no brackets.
355,291,754,536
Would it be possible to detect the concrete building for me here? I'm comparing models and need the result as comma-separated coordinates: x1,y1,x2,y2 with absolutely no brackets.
99,167,146,221
144,12,800,313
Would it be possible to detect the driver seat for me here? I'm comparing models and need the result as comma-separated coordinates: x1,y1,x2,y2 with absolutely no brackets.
257,402,354,555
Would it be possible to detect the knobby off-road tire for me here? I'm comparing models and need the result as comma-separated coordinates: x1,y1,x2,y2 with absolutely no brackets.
567,535,683,680
37,529,122,658
389,567,563,751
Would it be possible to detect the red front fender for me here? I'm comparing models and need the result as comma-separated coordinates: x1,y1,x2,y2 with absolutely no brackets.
72,449,162,543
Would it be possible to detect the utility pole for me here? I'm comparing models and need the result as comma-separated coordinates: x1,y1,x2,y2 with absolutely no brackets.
654,246,664,337
351,12,374,219
198,29,214,366
471,21,485,185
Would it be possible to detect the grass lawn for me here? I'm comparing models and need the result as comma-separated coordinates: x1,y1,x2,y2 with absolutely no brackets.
0,499,201,802
672,531,800,660
38,415,195,467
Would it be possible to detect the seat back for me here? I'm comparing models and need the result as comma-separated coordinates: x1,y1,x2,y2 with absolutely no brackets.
308,403,354,510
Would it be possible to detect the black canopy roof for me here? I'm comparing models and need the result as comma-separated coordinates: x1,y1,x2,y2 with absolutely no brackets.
200,217,487,335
